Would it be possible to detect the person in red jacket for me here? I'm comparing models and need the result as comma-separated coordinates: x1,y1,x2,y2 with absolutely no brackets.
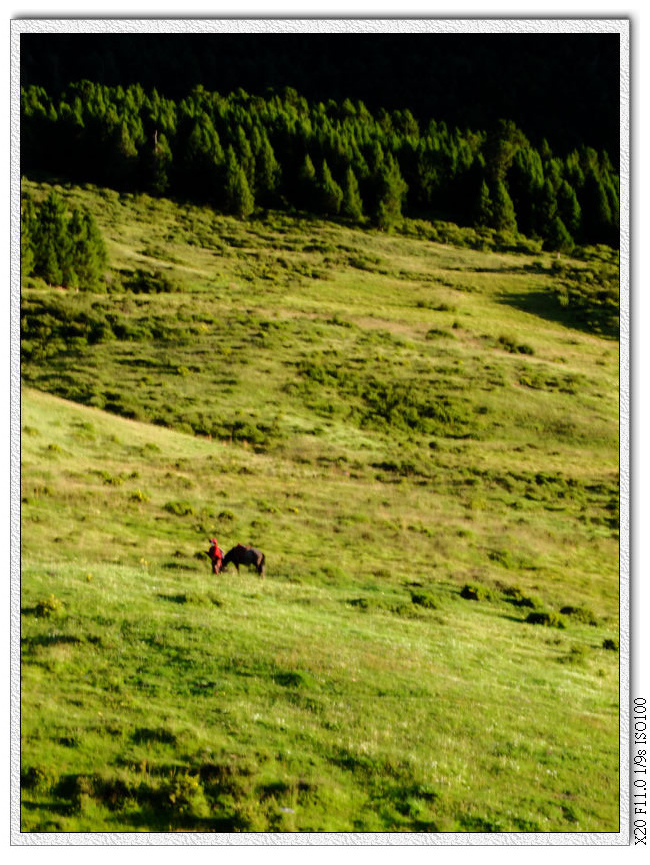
207,537,224,574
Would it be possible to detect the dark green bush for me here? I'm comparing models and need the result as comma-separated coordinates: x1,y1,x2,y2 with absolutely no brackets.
560,605,599,626
119,267,182,294
410,591,439,610
498,335,534,355
35,594,63,617
460,583,493,602
525,611,565,628
164,500,195,517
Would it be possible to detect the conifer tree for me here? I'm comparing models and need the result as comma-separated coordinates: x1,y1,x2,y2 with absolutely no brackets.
254,133,281,205
298,153,319,210
318,160,343,215
580,167,613,243
68,208,108,290
544,215,575,253
342,166,364,222
484,119,528,183
508,146,544,236
375,153,408,231
224,147,255,219
603,173,620,238
180,114,225,202
473,178,493,227
148,130,173,195
235,125,256,190
538,178,559,237
110,120,139,187
25,191,108,290
33,191,69,286
490,179,518,234
367,140,385,176
557,179,582,238
20,193,37,279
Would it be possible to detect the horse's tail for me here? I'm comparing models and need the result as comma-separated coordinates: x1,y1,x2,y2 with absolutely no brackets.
259,552,266,577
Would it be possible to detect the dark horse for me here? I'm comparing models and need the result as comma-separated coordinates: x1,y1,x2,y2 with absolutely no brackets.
222,544,266,578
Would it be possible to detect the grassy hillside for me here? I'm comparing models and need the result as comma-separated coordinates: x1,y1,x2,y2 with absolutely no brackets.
19,179,620,833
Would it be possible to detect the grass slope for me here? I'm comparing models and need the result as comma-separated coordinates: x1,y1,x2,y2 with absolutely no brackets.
20,179,620,833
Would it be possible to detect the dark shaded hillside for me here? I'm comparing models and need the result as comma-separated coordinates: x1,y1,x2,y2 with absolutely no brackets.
20,31,621,162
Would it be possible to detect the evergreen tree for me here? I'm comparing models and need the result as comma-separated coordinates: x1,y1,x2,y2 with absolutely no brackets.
109,120,139,187
342,166,364,222
603,173,620,239
254,133,281,205
179,113,225,202
20,193,37,279
24,190,108,290
544,215,575,253
580,167,613,244
375,154,408,231
367,140,385,176
557,179,582,238
484,119,528,183
473,178,493,227
147,130,173,195
490,179,518,234
318,160,343,215
235,125,256,190
298,153,319,210
538,178,559,237
224,147,254,218
415,143,441,210
68,208,108,290
33,191,69,285
565,149,586,189
508,146,544,237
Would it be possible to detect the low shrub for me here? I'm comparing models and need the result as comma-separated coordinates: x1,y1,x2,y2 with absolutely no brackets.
425,328,453,340
21,765,55,790
498,335,535,355
35,594,63,617
410,590,439,610
525,611,565,629
163,500,194,517
118,267,182,294
560,605,599,626
460,583,493,602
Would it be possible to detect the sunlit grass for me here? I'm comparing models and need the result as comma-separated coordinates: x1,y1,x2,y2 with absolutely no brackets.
19,179,619,833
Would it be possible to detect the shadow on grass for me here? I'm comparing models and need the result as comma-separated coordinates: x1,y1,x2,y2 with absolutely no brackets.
113,810,248,832
21,634,83,648
21,800,75,817
497,290,618,340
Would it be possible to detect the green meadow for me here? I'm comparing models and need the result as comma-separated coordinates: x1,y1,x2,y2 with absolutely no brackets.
20,179,620,833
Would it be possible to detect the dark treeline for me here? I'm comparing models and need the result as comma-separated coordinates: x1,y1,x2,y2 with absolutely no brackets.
21,80,620,250
20,33,621,162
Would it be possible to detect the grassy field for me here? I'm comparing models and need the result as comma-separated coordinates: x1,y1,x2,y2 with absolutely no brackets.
19,179,620,834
